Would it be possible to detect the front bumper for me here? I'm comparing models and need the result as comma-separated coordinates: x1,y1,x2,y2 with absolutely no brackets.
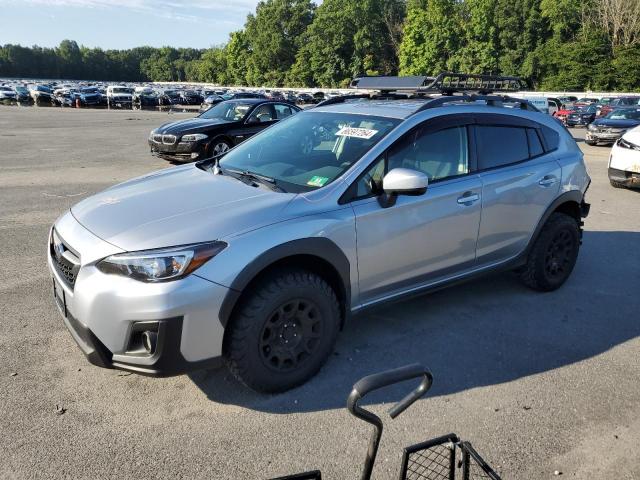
48,212,227,376
586,130,626,143
566,117,591,126
148,139,207,162
608,167,640,187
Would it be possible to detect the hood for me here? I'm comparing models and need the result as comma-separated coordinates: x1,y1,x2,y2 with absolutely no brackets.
71,165,295,251
156,117,232,135
622,125,640,145
593,118,640,128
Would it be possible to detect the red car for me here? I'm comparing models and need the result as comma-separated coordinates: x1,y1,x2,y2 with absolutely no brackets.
553,105,579,124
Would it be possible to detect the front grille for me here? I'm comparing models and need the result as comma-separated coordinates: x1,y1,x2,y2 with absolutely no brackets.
162,134,177,144
50,230,80,288
153,134,162,143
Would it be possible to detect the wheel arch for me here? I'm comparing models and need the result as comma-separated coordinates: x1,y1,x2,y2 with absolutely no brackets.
218,238,351,331
209,133,234,150
521,190,587,261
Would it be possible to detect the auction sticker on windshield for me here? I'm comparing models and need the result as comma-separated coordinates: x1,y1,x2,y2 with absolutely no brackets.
336,126,378,139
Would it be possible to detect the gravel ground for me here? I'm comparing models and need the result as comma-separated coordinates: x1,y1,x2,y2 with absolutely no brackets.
0,106,638,480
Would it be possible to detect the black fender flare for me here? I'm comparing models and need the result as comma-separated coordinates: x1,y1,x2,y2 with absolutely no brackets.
218,237,351,328
516,189,587,265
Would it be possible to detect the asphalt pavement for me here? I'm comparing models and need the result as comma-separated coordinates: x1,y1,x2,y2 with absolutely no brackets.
1,106,638,479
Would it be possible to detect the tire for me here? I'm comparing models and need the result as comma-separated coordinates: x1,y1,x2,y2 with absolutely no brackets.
610,179,627,189
585,140,596,146
225,269,341,392
209,138,232,158
519,212,581,292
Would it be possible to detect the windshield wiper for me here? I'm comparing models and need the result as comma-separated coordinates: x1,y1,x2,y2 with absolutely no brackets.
221,167,286,193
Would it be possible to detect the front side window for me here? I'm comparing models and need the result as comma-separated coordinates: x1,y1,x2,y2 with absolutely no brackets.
476,126,529,170
219,111,399,193
388,126,469,181
248,104,275,123
199,101,253,121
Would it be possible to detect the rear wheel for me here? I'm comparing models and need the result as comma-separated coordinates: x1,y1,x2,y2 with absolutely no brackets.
585,140,597,146
225,269,340,392
610,179,627,189
519,213,581,292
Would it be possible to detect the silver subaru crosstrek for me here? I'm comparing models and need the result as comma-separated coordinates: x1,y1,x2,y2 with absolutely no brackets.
48,94,590,392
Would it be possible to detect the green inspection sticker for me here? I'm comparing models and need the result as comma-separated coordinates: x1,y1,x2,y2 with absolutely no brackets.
307,175,329,187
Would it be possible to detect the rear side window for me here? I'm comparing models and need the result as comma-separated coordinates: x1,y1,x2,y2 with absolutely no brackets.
476,126,529,170
540,125,560,152
527,128,544,157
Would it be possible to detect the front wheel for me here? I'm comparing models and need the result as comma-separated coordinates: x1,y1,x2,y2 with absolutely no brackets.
224,269,341,392
209,138,232,158
519,213,581,292
585,140,596,146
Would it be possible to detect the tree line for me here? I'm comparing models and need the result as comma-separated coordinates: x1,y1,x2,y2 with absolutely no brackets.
1,0,639,91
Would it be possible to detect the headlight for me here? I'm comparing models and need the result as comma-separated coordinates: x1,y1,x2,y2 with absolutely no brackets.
149,129,157,139
588,124,598,131
181,133,208,142
618,137,640,150
96,241,226,282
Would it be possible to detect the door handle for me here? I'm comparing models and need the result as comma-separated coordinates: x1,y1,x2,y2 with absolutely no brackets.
538,175,558,187
457,192,480,205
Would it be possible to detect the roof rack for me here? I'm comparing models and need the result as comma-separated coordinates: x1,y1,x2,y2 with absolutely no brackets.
313,72,538,112
413,93,539,113
350,72,526,95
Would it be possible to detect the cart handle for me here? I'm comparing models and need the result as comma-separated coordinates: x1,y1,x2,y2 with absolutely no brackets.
350,363,433,419
346,364,433,480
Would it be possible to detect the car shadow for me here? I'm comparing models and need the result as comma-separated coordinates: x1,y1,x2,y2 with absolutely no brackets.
189,231,640,413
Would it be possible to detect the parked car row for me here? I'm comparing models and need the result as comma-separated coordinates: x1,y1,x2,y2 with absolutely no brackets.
0,78,345,110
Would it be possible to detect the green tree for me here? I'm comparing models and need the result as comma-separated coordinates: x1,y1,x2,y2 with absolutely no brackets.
451,0,500,74
242,0,315,86
225,30,251,85
289,0,405,87
399,0,460,75
57,40,82,78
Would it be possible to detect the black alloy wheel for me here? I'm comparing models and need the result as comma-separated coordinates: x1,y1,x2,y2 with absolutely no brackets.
259,298,323,372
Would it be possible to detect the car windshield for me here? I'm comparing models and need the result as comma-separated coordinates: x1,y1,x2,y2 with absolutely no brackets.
0,86,12,91
199,101,254,121
218,111,400,193
15,86,27,93
578,105,596,113
606,109,640,120
112,88,132,94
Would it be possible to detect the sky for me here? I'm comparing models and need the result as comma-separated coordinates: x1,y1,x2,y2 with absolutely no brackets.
0,0,263,50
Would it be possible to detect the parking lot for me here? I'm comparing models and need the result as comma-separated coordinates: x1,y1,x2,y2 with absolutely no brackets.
1,106,639,479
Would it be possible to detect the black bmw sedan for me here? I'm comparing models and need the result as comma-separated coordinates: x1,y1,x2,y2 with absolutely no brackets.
148,99,301,162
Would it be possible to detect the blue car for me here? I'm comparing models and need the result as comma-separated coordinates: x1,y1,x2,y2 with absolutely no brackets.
77,87,105,107
586,108,640,145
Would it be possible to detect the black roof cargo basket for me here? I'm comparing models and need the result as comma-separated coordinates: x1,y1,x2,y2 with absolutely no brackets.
350,72,526,95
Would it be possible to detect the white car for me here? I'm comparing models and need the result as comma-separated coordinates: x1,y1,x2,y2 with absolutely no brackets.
106,85,133,108
609,125,640,189
0,85,17,100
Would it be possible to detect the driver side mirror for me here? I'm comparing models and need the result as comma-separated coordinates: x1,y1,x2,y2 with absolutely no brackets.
379,168,428,208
